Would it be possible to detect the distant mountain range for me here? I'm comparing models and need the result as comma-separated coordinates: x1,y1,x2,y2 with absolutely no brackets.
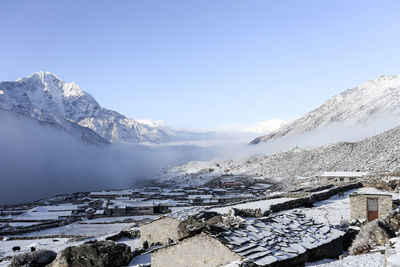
0,72,289,146
0,72,171,145
251,75,400,145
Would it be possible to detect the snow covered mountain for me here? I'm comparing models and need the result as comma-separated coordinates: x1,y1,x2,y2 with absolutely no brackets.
0,72,168,144
251,75,400,145
161,123,400,186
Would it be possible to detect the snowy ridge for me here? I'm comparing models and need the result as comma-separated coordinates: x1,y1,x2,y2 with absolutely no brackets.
0,72,168,144
161,124,400,186
251,74,400,144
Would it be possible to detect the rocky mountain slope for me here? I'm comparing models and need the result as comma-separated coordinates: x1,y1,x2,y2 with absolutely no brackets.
251,75,400,144
0,72,167,144
161,123,400,186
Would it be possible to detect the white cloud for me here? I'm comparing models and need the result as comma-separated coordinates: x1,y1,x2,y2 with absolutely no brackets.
243,119,287,134
136,119,167,128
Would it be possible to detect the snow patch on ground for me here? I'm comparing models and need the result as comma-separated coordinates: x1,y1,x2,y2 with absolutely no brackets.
23,223,133,237
306,252,384,266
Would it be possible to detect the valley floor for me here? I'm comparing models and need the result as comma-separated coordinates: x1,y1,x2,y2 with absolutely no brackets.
1,186,400,266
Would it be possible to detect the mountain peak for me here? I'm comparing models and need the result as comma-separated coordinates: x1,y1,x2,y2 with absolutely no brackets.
17,71,61,83
358,74,400,89
0,72,167,144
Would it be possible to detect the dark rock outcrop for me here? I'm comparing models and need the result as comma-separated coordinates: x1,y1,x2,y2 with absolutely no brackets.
177,211,243,239
386,209,400,231
349,219,396,255
47,240,132,267
342,227,360,251
105,230,140,241
9,249,57,267
233,208,262,218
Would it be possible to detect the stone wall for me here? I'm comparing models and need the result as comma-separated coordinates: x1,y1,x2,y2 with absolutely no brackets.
350,193,392,221
140,217,181,246
268,183,362,215
151,233,240,267
268,236,343,267
0,220,63,236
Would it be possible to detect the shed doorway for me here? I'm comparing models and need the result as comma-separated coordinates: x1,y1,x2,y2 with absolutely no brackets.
367,198,378,221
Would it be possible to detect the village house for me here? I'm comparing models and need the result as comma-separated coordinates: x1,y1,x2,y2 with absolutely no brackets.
150,210,344,267
160,191,186,201
318,171,368,185
89,190,133,200
88,199,104,209
214,193,255,204
350,192,393,221
59,204,100,221
212,188,228,195
220,176,245,188
188,195,217,205
104,199,175,216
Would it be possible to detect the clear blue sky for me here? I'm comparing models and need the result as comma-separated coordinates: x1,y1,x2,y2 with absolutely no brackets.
1,0,400,129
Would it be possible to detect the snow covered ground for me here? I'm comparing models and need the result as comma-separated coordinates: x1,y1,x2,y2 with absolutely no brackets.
386,236,400,266
0,238,82,266
2,187,399,266
294,189,356,226
13,207,71,221
306,252,384,267
22,222,134,237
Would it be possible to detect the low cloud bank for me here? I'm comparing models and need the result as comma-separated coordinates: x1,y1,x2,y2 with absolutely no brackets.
0,112,217,205
1,110,399,205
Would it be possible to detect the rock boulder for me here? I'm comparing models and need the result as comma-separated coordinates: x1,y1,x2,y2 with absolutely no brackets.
47,240,132,267
349,219,396,255
9,249,57,267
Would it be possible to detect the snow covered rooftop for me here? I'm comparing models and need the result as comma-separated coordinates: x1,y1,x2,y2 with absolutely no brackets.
108,199,175,208
188,195,213,199
352,187,393,196
214,210,344,265
320,171,368,177
213,188,228,192
89,190,133,196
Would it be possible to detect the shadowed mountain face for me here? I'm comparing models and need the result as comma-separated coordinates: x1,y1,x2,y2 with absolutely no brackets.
0,71,168,145
251,75,400,145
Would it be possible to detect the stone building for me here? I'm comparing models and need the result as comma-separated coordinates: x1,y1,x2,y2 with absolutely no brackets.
151,233,240,267
140,217,181,246
150,210,344,267
104,200,173,216
350,192,393,221
140,207,205,246
319,171,368,185
89,190,133,199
